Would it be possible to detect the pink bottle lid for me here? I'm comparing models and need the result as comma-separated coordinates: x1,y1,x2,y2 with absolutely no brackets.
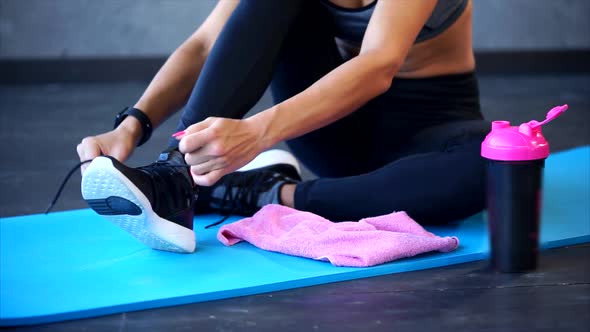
481,104,568,161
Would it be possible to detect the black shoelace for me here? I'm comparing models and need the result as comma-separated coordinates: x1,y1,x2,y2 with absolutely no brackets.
204,171,272,229
45,160,93,214
137,161,194,214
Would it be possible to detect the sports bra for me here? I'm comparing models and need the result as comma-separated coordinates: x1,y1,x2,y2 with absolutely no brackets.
321,0,468,59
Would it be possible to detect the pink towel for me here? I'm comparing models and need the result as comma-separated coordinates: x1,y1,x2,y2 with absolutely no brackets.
217,205,459,267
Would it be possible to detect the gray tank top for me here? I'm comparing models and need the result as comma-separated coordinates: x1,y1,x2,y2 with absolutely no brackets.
321,0,468,59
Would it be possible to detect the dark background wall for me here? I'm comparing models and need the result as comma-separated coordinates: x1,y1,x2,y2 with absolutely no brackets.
1,0,589,59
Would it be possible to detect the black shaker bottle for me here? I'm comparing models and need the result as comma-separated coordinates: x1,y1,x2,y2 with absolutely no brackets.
481,105,568,272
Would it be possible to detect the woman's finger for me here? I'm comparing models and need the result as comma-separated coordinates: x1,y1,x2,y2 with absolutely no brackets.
78,137,101,160
184,148,209,166
77,137,102,173
178,128,215,155
191,168,226,187
189,157,228,176
173,117,216,139
184,137,228,165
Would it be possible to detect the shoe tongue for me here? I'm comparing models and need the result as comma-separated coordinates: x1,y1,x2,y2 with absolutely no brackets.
156,148,194,187
158,148,186,166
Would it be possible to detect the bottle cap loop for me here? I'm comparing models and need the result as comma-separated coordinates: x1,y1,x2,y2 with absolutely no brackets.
481,105,568,161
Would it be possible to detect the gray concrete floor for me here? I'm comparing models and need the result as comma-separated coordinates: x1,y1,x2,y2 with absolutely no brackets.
0,74,589,331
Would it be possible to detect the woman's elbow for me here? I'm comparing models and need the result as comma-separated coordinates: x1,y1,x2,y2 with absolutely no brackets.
369,53,402,93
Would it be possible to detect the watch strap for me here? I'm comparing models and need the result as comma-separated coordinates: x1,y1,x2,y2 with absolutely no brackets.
114,107,153,147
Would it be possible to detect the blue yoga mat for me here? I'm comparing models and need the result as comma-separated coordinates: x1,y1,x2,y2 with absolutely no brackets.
1,147,589,325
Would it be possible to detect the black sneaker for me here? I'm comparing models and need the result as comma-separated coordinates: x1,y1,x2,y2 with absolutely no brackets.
195,149,302,227
81,149,196,253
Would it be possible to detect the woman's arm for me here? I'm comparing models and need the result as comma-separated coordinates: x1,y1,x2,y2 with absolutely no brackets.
249,0,437,148
177,0,438,185
77,0,239,167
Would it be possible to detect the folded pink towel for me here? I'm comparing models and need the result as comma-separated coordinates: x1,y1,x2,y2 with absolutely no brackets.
217,205,459,267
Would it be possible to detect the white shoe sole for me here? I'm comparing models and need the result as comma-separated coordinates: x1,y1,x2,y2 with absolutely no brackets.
237,149,301,174
81,157,196,253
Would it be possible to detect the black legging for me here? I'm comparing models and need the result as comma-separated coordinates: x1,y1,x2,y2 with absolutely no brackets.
171,0,489,224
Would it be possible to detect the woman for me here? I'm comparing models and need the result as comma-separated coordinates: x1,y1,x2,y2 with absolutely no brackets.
77,0,488,253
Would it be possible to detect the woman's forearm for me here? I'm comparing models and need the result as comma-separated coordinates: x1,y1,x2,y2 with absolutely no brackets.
250,52,399,149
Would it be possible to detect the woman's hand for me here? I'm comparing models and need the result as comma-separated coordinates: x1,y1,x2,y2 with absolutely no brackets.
175,117,266,186
76,123,140,173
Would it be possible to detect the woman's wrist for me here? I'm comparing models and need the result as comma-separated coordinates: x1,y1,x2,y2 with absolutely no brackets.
246,106,281,151
116,116,144,146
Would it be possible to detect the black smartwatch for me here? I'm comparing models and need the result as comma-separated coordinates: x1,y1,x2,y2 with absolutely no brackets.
114,107,153,147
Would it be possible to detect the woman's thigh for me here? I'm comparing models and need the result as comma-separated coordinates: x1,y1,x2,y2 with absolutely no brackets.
363,73,485,167
278,73,485,177
174,0,306,135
